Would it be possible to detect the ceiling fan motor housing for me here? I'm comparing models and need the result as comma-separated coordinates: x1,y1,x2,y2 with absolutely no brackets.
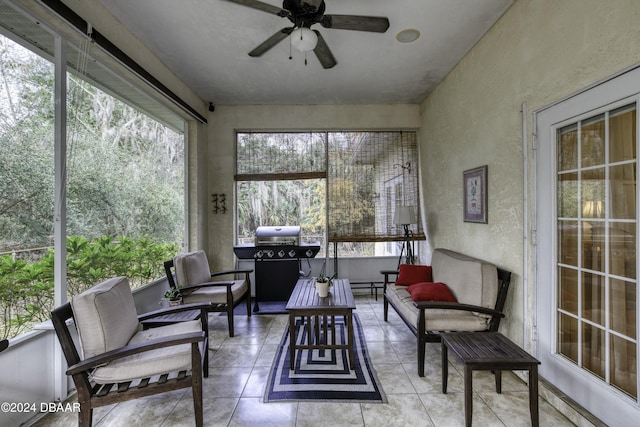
283,0,326,28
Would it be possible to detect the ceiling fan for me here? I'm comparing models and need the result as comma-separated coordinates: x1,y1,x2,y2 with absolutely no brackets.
226,0,390,68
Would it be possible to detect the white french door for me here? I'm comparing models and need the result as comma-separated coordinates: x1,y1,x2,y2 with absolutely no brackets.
536,68,640,427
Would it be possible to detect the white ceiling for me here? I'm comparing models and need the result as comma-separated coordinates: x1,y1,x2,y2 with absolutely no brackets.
97,0,513,106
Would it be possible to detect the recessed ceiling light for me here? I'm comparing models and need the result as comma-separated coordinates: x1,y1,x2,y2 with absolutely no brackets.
396,29,420,43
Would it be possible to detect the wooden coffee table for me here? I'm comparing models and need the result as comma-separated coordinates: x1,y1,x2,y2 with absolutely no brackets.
441,332,541,427
286,278,356,370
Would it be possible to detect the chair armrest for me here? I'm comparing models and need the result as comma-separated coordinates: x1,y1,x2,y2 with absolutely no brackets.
66,331,205,375
380,270,399,290
413,301,505,318
137,302,212,322
210,269,253,278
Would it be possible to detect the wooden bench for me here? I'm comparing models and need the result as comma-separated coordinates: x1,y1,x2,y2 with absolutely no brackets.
382,248,512,376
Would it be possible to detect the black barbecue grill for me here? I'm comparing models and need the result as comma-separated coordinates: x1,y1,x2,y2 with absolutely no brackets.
233,226,320,312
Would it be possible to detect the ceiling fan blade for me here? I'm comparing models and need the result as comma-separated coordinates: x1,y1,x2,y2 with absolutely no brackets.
313,30,336,69
249,28,294,57
227,0,289,17
321,15,390,33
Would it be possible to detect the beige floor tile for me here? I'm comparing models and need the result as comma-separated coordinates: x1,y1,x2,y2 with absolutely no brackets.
361,394,434,427
228,397,297,427
296,401,364,427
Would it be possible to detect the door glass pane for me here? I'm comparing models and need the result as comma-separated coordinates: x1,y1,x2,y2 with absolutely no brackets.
610,335,637,398
582,223,605,271
558,313,579,363
558,267,578,314
609,223,636,279
558,173,578,218
582,114,605,167
582,323,606,379
610,106,637,163
610,278,636,337
558,124,578,171
610,163,636,220
558,220,578,267
581,168,605,219
582,272,605,325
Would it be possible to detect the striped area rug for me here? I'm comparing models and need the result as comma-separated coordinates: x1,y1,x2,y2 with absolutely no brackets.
264,314,386,403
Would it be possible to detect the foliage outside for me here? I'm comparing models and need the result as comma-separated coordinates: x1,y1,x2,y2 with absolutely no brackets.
0,36,185,338
0,236,179,339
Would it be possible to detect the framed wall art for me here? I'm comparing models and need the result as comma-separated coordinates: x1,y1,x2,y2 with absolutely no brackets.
463,165,488,223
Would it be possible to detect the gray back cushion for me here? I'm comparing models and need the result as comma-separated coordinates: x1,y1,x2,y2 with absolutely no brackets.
71,276,139,359
174,250,211,287
431,248,498,308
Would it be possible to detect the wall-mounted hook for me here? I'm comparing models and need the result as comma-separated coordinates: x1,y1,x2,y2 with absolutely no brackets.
393,162,412,174
219,194,226,214
211,193,226,214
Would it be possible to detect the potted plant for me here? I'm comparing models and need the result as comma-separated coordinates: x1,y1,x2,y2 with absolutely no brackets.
315,272,336,298
164,288,182,306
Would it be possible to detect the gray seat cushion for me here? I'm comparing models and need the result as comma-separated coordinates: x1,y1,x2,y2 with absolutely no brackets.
91,320,202,384
182,280,248,305
386,284,488,332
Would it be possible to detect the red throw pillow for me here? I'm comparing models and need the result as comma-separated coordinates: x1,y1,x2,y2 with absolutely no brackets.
407,282,458,303
395,264,433,286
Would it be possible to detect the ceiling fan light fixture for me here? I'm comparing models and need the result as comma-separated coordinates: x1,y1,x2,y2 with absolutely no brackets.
396,28,420,43
291,27,318,52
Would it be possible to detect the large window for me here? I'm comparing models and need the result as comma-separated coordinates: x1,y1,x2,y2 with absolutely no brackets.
236,131,423,257
0,26,185,338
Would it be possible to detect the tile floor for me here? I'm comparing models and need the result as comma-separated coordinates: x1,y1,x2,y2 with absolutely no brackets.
33,294,579,427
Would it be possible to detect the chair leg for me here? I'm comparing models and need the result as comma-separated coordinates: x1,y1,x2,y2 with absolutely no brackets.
246,293,252,318
78,403,92,427
227,306,234,337
191,344,204,427
203,338,209,378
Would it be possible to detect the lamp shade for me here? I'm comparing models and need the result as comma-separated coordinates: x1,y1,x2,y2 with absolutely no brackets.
291,28,318,52
393,206,416,225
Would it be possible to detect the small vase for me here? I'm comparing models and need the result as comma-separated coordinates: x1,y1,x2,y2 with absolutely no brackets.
315,281,329,297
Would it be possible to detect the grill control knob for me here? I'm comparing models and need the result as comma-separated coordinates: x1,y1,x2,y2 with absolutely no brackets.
267,250,274,258
288,250,296,258
278,250,285,258
305,249,313,257
255,250,263,258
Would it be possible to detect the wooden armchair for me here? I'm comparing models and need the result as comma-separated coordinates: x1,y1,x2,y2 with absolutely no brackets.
51,276,209,427
165,250,252,337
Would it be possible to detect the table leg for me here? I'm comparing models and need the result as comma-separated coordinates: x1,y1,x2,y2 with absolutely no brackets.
464,365,473,427
442,341,448,394
530,365,539,427
347,312,355,369
495,370,502,394
289,314,296,370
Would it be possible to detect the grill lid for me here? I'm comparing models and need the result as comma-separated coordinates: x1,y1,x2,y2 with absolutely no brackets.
255,226,300,246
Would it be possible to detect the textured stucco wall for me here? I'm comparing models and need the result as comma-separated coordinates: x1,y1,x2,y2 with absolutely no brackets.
206,104,421,271
420,0,640,345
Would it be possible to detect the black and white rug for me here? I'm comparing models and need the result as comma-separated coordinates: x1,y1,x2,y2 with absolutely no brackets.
264,314,386,403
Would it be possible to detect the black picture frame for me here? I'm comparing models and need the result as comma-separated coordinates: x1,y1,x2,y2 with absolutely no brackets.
463,165,488,223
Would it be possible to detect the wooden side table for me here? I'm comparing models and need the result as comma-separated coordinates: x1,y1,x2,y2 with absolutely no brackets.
441,332,541,427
